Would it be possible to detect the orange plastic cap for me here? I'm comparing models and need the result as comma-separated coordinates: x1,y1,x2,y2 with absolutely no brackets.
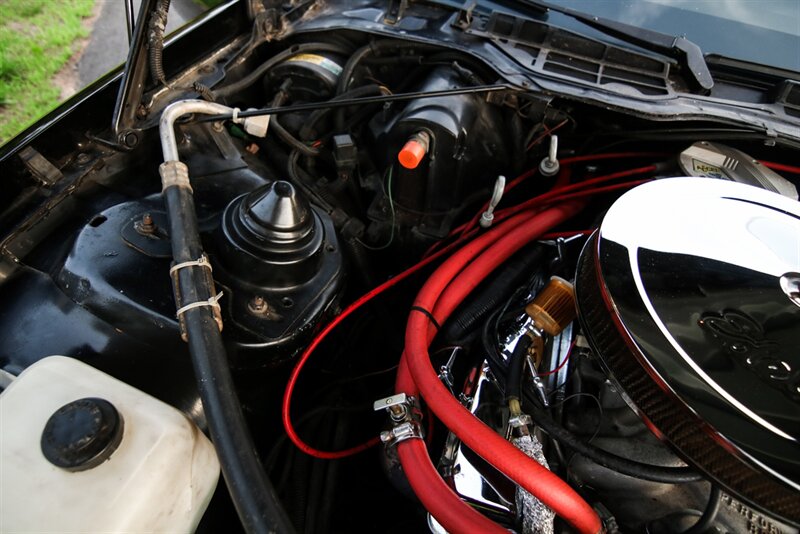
398,138,427,169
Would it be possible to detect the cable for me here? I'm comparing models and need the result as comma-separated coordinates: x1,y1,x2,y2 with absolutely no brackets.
526,118,569,151
505,333,531,403
528,403,703,484
214,42,352,99
357,166,395,250
299,84,391,142
281,227,478,459
269,82,320,157
540,229,595,239
538,339,575,377
454,157,662,240
760,160,800,175
682,485,722,534
147,0,170,86
336,40,437,96
492,166,656,225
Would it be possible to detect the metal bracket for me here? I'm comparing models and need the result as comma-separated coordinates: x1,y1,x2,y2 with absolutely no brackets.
384,0,409,25
508,413,533,438
374,393,414,422
524,353,550,408
111,0,160,149
374,393,425,446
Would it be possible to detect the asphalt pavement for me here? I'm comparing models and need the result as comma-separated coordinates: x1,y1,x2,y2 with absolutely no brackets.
78,0,204,88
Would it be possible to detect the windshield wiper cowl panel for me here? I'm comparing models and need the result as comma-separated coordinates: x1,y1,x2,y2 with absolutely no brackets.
526,0,714,91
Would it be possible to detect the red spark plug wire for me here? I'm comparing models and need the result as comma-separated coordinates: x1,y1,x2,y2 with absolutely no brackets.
283,176,652,460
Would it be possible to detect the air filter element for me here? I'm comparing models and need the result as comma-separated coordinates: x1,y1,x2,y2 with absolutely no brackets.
575,178,800,526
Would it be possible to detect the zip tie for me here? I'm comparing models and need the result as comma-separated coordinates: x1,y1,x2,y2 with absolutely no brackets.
176,291,223,319
169,255,213,276
231,107,241,124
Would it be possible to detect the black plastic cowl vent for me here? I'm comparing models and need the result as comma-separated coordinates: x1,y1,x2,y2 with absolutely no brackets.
456,10,675,97
774,80,800,119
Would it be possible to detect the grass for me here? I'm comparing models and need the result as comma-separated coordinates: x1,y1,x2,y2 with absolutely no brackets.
193,0,225,8
0,0,96,144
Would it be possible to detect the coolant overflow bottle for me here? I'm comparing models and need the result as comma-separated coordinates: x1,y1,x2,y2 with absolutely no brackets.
0,356,220,532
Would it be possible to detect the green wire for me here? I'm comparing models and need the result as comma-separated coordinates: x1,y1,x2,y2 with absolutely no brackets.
358,166,395,251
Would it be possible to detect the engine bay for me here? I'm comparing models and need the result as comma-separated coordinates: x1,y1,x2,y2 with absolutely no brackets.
0,2,799,533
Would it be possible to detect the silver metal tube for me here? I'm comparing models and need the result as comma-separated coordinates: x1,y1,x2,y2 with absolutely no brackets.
125,0,135,44
548,134,558,163
159,100,233,162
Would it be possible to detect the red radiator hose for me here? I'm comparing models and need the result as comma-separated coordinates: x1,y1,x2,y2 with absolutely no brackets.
402,203,603,534
394,211,551,534
398,440,507,534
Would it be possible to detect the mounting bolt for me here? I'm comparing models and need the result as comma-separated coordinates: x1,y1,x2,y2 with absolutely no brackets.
134,213,158,236
212,121,225,133
248,295,268,314
76,153,91,165
122,131,139,148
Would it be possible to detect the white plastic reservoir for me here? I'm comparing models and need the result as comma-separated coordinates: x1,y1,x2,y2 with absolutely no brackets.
0,356,220,533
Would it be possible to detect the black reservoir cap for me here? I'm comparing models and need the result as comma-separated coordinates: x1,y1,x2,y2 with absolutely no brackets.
41,397,124,472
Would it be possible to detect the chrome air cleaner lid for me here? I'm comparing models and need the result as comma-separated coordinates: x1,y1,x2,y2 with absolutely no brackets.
575,178,800,526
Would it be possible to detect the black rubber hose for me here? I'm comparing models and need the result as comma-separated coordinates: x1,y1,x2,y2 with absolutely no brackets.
505,334,531,402
300,84,389,141
163,185,295,534
273,120,319,156
528,402,704,484
343,238,378,290
481,307,510,378
423,51,496,82
335,39,438,96
442,246,545,344
269,85,320,157
682,485,722,534
215,42,352,99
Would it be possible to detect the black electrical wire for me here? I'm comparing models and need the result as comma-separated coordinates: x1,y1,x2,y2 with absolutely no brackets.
299,84,390,141
505,334,531,402
682,485,722,534
335,39,438,96
147,0,170,86
527,401,704,484
214,42,352,99
472,287,703,484
269,83,320,157
162,185,295,534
